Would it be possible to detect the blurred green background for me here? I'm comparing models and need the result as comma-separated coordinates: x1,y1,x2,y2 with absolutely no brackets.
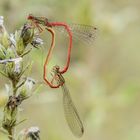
0,0,140,140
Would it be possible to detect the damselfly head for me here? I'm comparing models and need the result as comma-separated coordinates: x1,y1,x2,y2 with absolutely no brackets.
27,14,48,26
27,14,34,20
52,65,60,73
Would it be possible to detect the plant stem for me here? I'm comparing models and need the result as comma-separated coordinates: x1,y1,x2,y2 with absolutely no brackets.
8,128,13,140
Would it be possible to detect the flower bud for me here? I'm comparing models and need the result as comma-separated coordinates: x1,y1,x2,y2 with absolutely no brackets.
0,16,10,49
20,23,34,47
18,126,40,140
19,77,36,98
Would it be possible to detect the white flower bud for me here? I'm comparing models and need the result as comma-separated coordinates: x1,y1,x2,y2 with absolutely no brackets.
9,34,16,46
0,16,4,26
14,57,22,74
18,126,40,140
25,77,36,91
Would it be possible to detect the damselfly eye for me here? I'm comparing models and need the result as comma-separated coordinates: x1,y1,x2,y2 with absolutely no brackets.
27,14,34,20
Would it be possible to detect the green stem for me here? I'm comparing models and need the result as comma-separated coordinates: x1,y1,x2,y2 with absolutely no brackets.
8,128,14,140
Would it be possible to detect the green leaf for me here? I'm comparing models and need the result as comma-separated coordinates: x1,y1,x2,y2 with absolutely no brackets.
0,44,6,59
1,32,10,49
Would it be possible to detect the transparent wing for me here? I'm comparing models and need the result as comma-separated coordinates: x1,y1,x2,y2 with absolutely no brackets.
61,83,84,137
54,23,97,46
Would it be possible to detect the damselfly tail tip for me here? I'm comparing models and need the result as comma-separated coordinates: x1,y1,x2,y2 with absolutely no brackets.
82,126,84,134
75,127,84,138
80,126,84,137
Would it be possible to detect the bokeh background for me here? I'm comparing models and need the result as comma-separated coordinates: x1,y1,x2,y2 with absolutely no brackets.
0,0,140,140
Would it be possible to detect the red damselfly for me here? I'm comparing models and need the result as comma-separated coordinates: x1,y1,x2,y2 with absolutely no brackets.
27,15,88,137
27,14,97,75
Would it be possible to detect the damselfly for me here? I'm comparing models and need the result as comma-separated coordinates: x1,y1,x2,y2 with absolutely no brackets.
28,14,97,74
51,65,84,137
